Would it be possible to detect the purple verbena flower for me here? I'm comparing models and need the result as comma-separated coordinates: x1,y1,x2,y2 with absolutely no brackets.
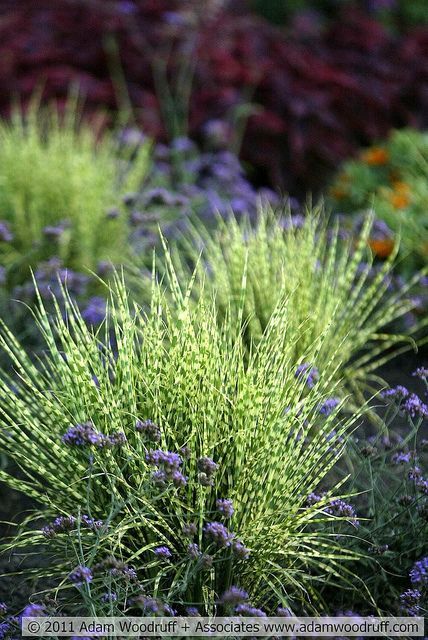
232,539,250,559
235,603,266,617
109,564,137,582
203,521,234,547
408,467,422,480
82,296,106,325
416,477,428,495
412,367,428,380
216,499,234,518
381,385,409,400
101,592,117,603
220,587,249,605
106,431,127,447
401,394,428,419
187,543,201,559
185,607,200,616
69,565,93,585
400,589,421,616
134,596,161,614
0,221,13,242
0,603,7,616
42,515,76,538
318,397,340,416
392,451,412,464
197,457,218,476
151,469,167,486
306,492,323,506
43,220,69,239
135,419,161,442
62,421,105,448
22,603,45,617
146,449,182,471
326,499,359,527
409,557,428,585
183,522,197,537
153,546,172,559
295,363,319,388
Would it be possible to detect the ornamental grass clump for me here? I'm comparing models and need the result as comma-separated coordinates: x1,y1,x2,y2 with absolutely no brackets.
0,96,150,291
0,269,365,615
147,207,423,405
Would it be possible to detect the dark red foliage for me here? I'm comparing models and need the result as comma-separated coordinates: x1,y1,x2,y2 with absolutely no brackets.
0,0,427,194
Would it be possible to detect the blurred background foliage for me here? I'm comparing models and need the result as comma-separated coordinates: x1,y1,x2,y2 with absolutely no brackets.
0,0,427,196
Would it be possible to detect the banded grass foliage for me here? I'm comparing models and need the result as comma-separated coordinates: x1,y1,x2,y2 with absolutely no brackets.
0,95,150,288
0,272,365,614
151,207,425,406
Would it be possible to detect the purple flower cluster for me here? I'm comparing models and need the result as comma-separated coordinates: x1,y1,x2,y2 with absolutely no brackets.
183,522,197,537
295,363,319,389
133,596,176,616
408,467,422,481
0,603,7,616
381,386,428,419
153,546,172,560
42,220,70,240
146,449,187,488
69,565,93,585
135,419,161,442
203,521,250,558
15,257,89,302
232,540,250,560
126,136,279,251
62,421,126,449
318,397,340,416
0,221,13,243
235,603,266,617
392,451,412,464
306,492,323,506
220,587,249,605
101,592,117,603
42,514,103,538
216,499,234,518
81,296,106,326
416,478,428,495
409,556,428,586
381,385,410,400
187,543,200,559
325,499,359,527
412,367,428,380
22,603,46,617
197,457,218,486
203,521,234,547
399,589,421,616
93,557,138,583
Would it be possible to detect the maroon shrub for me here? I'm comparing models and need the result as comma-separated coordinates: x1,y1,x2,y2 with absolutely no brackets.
0,0,427,193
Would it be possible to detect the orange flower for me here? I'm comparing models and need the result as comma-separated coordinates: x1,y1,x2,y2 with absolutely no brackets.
360,147,389,166
389,193,411,208
330,185,348,200
391,180,410,194
368,238,395,258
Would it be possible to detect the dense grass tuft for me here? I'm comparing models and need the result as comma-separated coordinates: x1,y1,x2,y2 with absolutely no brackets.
0,96,150,286
0,267,366,613
148,207,425,407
